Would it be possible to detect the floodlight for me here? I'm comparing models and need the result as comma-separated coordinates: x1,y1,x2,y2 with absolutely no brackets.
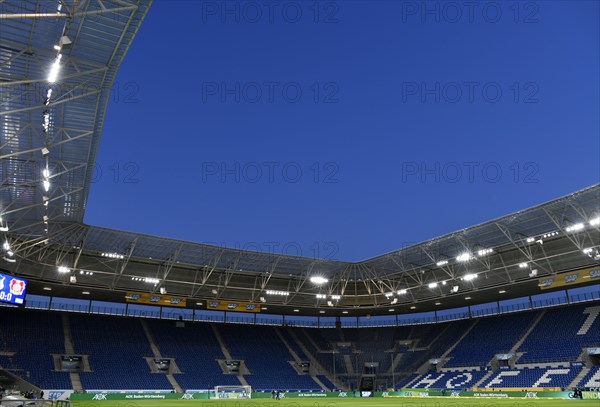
48,54,62,83
456,252,471,262
266,290,289,296
310,276,328,285
565,223,584,232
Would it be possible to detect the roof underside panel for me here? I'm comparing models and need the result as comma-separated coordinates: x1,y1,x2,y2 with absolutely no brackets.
0,0,153,235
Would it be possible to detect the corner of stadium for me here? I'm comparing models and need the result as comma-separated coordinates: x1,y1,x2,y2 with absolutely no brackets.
0,1,599,406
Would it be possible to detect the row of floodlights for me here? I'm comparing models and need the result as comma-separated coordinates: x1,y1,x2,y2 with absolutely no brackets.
434,217,599,267
435,249,493,267
102,252,125,259
315,294,342,300
57,266,94,276
131,277,159,284
383,274,479,300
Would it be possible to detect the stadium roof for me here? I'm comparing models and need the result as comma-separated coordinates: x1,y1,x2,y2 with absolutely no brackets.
1,1,599,315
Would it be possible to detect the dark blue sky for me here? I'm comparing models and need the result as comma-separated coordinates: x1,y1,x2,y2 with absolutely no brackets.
85,0,600,262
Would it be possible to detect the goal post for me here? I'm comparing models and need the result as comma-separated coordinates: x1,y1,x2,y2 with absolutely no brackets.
212,385,252,399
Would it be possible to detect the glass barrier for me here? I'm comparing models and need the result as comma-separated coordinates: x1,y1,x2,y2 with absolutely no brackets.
20,283,600,328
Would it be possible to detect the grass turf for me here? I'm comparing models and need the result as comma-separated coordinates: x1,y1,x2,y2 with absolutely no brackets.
71,399,597,407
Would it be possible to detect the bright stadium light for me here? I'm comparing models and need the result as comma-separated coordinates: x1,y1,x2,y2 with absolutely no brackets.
526,237,535,243
477,248,493,256
384,292,394,298
57,266,70,273
48,54,62,83
331,295,342,300
102,252,125,259
436,260,448,266
456,252,471,262
590,217,600,226
266,290,289,296
463,274,477,281
565,223,584,232
397,289,407,295
310,276,329,285
316,294,327,299
428,282,438,289
519,262,529,269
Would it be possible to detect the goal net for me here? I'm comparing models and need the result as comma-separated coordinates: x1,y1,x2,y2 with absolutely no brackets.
212,385,252,399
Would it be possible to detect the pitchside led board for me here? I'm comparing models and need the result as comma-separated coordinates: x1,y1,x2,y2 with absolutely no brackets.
0,272,27,306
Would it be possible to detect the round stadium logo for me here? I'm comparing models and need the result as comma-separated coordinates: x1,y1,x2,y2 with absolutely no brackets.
9,278,24,295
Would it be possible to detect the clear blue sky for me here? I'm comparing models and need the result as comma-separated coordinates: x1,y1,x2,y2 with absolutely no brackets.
85,0,600,262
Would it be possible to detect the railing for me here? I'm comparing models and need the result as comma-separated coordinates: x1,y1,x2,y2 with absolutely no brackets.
21,285,600,329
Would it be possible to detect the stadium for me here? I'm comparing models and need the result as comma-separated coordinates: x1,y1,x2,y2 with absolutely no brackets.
0,1,599,407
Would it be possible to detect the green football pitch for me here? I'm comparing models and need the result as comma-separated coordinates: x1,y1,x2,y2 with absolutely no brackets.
70,398,597,407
